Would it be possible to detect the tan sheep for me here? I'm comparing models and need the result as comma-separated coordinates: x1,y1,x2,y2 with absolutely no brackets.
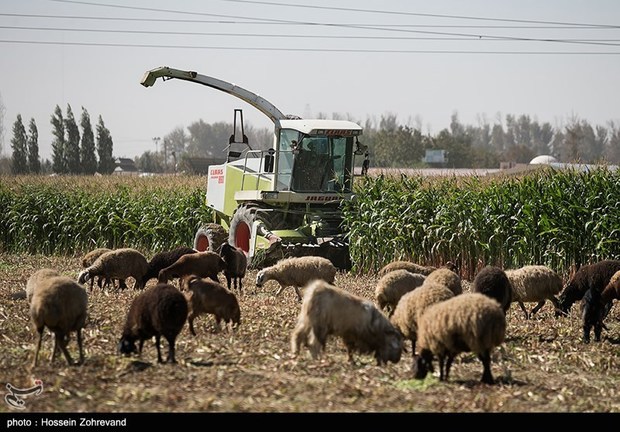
413,293,506,384
505,265,562,319
157,251,225,284
390,281,455,356
291,280,403,365
378,261,436,277
180,275,241,335
30,274,88,367
256,256,337,300
26,268,61,303
424,267,462,296
81,247,120,291
374,270,426,316
78,248,148,290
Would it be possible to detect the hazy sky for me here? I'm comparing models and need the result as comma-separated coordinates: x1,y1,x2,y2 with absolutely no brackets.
1,0,619,159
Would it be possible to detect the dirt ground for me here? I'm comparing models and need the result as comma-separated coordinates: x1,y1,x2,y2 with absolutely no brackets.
0,253,618,414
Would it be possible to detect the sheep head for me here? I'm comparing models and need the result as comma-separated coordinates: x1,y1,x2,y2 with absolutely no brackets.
412,350,434,380
375,328,403,365
118,336,138,356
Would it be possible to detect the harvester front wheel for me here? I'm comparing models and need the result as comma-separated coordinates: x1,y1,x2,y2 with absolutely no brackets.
229,206,257,256
194,223,228,253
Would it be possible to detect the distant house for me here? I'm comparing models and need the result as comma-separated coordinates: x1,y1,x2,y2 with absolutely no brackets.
113,157,139,176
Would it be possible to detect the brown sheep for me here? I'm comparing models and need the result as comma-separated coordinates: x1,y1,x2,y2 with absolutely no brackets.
219,242,247,293
157,251,226,284
180,275,241,335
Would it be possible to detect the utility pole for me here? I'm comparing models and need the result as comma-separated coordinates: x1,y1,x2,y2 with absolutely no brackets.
152,136,160,153
163,138,168,172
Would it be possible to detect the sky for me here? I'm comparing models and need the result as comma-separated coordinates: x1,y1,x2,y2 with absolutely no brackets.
1,0,619,160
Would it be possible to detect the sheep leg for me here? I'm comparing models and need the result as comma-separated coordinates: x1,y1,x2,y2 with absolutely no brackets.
56,332,74,366
76,329,84,365
518,302,529,320
188,314,197,336
275,285,286,297
154,335,163,363
438,356,446,381
32,327,44,367
594,322,603,342
583,323,591,343
138,339,145,355
530,300,546,316
294,287,302,301
307,330,324,360
165,336,177,363
290,326,306,356
478,350,494,384
445,355,454,382
226,275,232,291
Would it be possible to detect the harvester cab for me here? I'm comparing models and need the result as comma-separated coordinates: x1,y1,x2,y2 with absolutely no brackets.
141,66,367,269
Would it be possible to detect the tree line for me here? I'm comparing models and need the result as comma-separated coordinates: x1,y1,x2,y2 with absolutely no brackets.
8,104,115,175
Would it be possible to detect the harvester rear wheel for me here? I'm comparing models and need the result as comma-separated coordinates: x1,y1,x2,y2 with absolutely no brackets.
194,223,228,252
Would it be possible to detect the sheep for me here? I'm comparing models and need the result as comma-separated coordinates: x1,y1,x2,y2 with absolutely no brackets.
390,280,455,356
157,251,225,284
255,256,337,301
142,246,197,287
378,261,436,277
78,248,148,291
81,247,114,290
291,280,403,365
118,283,188,363
581,287,607,343
180,275,241,335
29,274,88,367
557,259,620,316
26,268,61,303
219,242,247,293
413,292,506,385
472,266,512,314
375,270,426,316
505,265,563,319
424,267,463,296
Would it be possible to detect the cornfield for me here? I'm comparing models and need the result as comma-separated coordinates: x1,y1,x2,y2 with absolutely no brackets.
0,175,212,255
3,168,620,279
343,167,620,278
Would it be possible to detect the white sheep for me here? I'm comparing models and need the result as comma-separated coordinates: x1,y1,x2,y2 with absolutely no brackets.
505,265,562,319
30,274,88,367
378,260,436,277
256,256,337,300
390,280,455,356
291,280,403,365
374,270,426,316
78,248,148,290
413,292,506,384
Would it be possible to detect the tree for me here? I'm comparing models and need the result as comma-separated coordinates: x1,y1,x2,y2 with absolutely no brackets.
50,105,66,173
64,104,81,174
27,118,41,174
135,151,163,173
80,107,97,174
96,115,115,174
10,114,28,174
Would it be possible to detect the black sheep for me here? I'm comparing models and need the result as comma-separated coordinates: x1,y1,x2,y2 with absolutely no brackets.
557,259,620,316
219,242,247,292
118,283,188,363
581,287,608,343
141,246,197,287
472,266,513,314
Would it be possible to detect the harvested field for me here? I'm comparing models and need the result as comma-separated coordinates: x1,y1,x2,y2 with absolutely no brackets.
0,253,618,413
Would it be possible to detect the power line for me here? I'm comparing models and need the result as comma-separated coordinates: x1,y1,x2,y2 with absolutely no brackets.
2,13,617,29
222,0,619,28
2,25,619,45
1,39,618,54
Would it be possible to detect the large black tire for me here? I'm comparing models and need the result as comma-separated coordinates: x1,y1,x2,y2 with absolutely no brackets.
194,223,228,253
230,205,278,268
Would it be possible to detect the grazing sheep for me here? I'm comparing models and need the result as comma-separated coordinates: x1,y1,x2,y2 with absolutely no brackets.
26,268,61,303
291,280,403,365
375,270,426,315
413,293,506,384
390,281,455,356
142,246,197,287
157,251,225,284
81,247,126,291
30,274,88,367
472,266,512,314
256,256,337,301
505,265,563,319
219,242,247,293
378,261,436,277
602,270,620,304
581,288,607,343
180,275,241,335
78,248,148,290
118,283,188,363
424,267,462,296
558,260,620,316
